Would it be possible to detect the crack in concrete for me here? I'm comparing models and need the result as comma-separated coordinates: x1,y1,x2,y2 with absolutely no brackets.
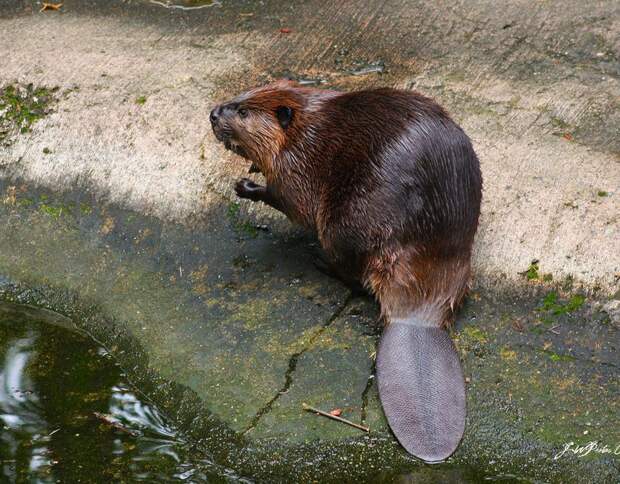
242,293,354,434
359,360,376,425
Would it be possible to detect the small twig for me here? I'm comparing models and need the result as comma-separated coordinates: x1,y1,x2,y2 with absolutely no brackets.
48,428,60,436
149,0,221,10
548,325,560,335
302,403,369,432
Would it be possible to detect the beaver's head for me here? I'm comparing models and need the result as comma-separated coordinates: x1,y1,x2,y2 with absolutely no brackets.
210,80,305,168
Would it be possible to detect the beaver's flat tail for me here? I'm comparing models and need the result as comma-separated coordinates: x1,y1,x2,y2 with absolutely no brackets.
376,318,465,463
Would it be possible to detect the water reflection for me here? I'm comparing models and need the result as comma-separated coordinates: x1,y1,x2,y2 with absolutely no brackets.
0,303,233,482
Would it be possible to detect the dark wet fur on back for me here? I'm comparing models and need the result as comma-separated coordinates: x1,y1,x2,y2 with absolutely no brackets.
210,81,482,462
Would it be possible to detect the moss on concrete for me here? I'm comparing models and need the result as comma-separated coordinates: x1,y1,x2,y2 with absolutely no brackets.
0,83,56,144
0,180,617,482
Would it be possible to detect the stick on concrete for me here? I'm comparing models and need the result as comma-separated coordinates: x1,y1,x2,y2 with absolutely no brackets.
302,403,370,432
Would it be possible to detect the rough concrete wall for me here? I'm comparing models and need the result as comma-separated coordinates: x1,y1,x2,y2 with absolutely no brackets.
1,0,619,292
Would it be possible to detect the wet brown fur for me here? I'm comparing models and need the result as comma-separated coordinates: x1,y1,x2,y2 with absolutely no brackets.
211,80,482,327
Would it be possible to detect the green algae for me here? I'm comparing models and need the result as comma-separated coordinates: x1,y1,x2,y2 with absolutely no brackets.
564,294,586,312
0,84,56,143
462,326,488,344
227,201,259,238
525,260,540,280
232,298,271,330
80,202,93,215
522,260,553,282
546,351,576,362
538,292,586,315
17,198,34,207
39,203,65,219
499,346,517,361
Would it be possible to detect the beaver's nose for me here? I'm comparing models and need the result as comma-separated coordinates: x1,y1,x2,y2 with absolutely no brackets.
210,106,221,124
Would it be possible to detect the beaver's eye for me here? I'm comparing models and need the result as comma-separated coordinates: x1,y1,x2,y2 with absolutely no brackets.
238,108,248,118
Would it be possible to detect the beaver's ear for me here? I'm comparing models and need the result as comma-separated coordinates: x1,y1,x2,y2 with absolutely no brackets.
276,106,293,129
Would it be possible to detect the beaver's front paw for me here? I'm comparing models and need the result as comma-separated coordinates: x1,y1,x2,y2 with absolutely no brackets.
234,178,264,201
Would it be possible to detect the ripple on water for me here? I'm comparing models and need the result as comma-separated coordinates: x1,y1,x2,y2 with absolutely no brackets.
0,302,239,482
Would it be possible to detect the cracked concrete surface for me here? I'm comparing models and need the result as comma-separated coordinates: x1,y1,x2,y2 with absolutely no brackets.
242,293,356,436
0,0,619,481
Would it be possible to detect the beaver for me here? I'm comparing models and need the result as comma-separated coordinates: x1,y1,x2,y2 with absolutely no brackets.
210,80,482,463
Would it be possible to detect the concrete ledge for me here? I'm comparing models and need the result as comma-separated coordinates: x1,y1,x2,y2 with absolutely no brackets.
0,0,618,292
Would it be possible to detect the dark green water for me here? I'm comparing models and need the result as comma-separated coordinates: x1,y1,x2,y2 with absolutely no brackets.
0,303,239,483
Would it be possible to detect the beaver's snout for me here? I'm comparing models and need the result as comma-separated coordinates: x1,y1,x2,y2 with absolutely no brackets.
211,103,241,143
210,104,229,143
210,105,223,137
210,105,221,125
